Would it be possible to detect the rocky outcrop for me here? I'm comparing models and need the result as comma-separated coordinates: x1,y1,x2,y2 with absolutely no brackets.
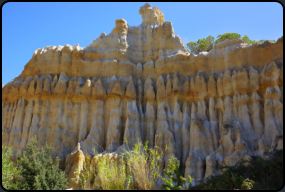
2,3,283,188
65,143,85,190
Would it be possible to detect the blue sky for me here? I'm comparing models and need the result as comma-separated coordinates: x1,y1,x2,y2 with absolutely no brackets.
2,2,283,85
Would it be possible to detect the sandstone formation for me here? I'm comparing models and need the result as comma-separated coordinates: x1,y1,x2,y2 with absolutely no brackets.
2,3,283,188
65,143,84,189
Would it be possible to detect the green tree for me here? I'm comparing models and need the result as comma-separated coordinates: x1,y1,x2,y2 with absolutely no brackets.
2,145,20,190
186,33,276,54
241,35,251,43
215,33,241,44
14,137,69,190
242,35,266,44
186,41,198,54
251,39,266,44
187,35,215,54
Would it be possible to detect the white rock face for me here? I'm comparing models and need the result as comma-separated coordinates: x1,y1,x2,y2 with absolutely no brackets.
2,2,283,189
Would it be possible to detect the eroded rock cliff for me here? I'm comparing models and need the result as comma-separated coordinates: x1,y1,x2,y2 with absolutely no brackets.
2,3,283,188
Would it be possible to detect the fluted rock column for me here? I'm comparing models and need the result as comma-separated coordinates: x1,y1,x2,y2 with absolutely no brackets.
249,92,264,146
9,98,25,153
49,100,65,160
209,97,219,150
27,99,41,144
189,101,215,159
144,78,156,148
181,101,190,172
205,122,235,178
37,100,52,147
137,79,145,142
224,121,252,167
185,151,204,183
263,98,280,148
60,100,78,158
2,102,8,130
8,102,18,145
2,103,10,145
123,100,142,148
173,100,183,163
155,105,175,175
186,100,216,181
80,99,105,156
19,100,34,151
105,97,123,152
78,100,90,143
236,94,256,150
2,102,11,146
273,98,283,134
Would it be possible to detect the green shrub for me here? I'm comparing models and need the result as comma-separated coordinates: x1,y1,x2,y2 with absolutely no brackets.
121,141,162,190
79,140,162,190
215,33,241,44
78,156,93,190
2,145,20,190
14,137,69,190
249,149,283,190
79,145,283,190
191,149,283,190
94,153,129,190
162,154,194,190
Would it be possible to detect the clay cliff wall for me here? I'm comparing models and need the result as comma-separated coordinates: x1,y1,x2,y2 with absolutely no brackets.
2,3,283,187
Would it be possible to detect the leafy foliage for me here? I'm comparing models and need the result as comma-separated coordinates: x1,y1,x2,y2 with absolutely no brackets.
161,154,194,190
242,35,266,44
79,140,162,190
191,149,283,190
215,32,241,44
94,154,129,190
187,35,214,54
3,135,282,190
2,145,20,190
121,140,162,190
247,149,283,190
186,32,276,54
78,156,93,190
14,137,68,190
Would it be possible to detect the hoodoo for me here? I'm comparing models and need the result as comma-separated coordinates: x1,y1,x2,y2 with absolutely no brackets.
2,3,283,189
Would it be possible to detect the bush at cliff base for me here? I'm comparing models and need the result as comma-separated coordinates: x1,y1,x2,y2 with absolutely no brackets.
190,149,283,190
78,140,162,190
161,154,194,190
2,145,21,190
9,137,69,190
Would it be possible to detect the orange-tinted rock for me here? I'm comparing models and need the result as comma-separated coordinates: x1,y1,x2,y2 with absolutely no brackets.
2,2,283,188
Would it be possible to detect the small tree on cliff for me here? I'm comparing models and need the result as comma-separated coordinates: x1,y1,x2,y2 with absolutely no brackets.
241,35,267,44
186,33,275,54
214,33,241,44
187,35,215,54
14,137,68,190
187,33,241,54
